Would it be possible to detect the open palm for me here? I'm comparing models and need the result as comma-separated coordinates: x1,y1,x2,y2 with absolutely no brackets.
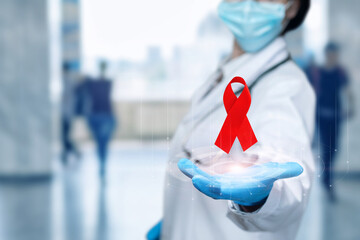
178,158,303,206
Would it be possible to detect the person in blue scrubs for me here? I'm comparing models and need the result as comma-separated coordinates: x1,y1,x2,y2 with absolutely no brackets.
86,61,116,177
317,42,354,201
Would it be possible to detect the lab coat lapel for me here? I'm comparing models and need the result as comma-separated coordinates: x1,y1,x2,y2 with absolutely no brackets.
183,38,288,125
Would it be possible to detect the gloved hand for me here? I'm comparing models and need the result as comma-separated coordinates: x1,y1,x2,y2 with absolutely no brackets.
146,220,162,240
178,158,303,206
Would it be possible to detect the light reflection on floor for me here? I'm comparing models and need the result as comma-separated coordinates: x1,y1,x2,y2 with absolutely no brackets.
0,142,359,240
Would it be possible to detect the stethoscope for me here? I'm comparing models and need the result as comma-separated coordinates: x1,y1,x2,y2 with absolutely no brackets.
181,54,292,161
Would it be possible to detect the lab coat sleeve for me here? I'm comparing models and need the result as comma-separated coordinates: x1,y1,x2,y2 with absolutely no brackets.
226,72,316,232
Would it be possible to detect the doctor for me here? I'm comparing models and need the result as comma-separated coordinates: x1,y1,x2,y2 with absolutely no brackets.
148,0,314,239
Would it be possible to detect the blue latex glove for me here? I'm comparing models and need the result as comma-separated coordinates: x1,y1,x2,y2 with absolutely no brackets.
178,158,303,206
146,220,162,240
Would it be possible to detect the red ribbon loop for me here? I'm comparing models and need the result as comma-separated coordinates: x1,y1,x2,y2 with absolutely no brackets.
215,76,257,153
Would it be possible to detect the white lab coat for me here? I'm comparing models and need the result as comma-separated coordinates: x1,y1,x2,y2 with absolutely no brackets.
161,38,316,240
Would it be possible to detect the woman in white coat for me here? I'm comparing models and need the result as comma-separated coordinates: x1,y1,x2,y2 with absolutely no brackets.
148,0,315,239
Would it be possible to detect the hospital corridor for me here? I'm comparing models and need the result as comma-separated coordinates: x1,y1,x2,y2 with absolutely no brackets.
1,0,360,239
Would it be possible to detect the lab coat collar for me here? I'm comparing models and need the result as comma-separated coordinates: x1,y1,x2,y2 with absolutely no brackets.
221,37,289,87
184,37,289,124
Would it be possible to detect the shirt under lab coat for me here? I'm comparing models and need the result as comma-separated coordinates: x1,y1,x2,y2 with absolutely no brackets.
161,38,316,240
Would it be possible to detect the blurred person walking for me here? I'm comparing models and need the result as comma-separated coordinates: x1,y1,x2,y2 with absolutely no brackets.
317,42,355,201
86,61,116,177
61,62,80,164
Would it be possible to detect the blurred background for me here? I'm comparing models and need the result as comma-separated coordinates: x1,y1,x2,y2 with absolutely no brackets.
0,0,359,239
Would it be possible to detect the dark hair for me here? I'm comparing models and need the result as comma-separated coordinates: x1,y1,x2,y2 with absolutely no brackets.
325,42,340,53
283,0,310,34
62,61,71,72
99,60,108,70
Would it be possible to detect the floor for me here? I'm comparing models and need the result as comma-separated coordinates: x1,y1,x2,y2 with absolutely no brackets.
0,142,359,240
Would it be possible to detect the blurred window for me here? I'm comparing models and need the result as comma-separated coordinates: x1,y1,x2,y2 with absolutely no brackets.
81,0,232,101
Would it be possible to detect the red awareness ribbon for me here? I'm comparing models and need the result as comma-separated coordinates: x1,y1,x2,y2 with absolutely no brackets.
215,76,257,153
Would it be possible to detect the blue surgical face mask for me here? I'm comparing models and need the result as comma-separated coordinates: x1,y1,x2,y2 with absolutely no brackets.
218,0,289,53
